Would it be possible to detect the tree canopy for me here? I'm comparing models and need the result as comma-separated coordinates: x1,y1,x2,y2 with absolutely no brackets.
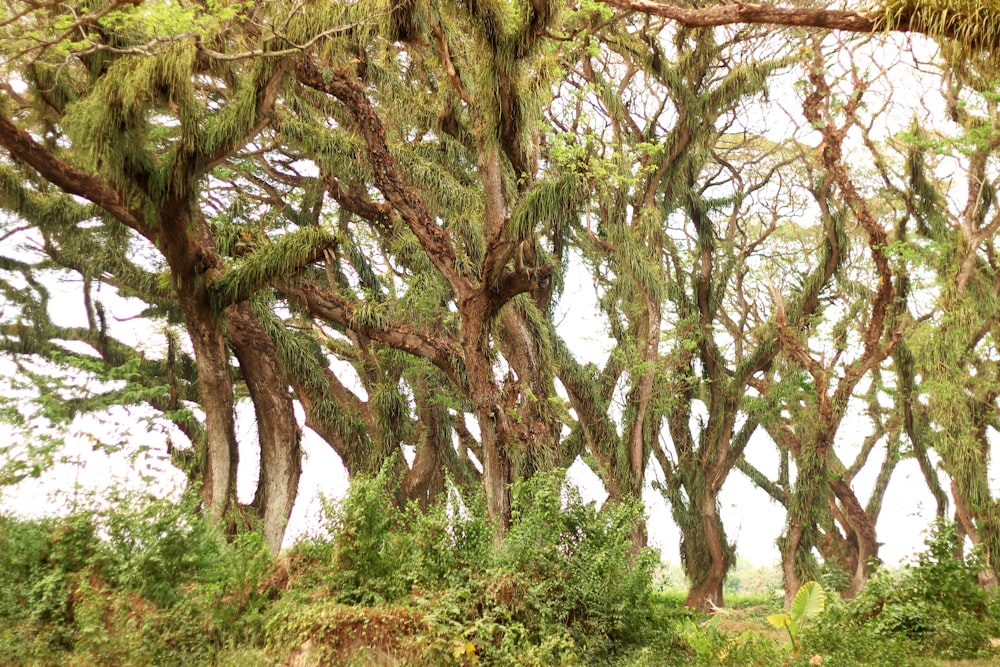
3,0,1000,612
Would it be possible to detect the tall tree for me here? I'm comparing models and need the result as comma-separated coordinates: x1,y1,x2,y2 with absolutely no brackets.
891,57,1000,584
0,0,331,551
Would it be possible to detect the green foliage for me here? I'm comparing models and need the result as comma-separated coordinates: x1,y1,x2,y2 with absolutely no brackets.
0,491,279,666
266,468,672,666
801,520,1000,663
480,472,660,661
211,226,337,310
320,467,420,604
678,620,787,667
97,490,222,607
848,520,996,659
797,611,928,667
0,511,96,659
880,0,1000,56
767,581,826,657
4,488,998,666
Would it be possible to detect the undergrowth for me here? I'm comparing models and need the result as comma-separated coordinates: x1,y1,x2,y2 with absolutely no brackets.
0,478,997,666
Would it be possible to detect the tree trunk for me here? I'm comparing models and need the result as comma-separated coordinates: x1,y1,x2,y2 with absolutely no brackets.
829,478,880,599
497,306,561,476
171,261,239,524
461,302,515,540
227,303,302,553
158,205,241,528
402,385,448,509
779,523,806,609
184,312,239,521
680,484,732,612
952,479,1000,588
779,448,827,607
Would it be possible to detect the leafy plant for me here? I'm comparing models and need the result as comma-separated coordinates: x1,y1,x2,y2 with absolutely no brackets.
844,519,997,659
768,581,826,657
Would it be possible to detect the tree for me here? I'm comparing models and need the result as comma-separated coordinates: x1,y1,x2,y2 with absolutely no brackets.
0,0,315,552
598,0,1000,52
0,0,581,546
890,58,1000,584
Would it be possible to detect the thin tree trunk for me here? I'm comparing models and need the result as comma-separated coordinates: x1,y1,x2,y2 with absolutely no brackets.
227,303,302,553
952,479,1000,588
779,449,827,608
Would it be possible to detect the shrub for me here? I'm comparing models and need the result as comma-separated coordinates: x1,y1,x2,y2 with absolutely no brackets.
99,490,224,607
0,491,279,666
272,467,673,665
319,466,420,605
0,511,101,662
802,519,999,663
491,472,657,654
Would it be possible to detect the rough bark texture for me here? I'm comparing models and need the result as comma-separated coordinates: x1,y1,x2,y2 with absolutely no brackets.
681,487,732,612
227,303,302,554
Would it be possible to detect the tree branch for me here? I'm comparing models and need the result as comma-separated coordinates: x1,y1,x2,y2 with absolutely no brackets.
599,1,877,33
279,278,467,391
294,58,465,292
0,106,147,233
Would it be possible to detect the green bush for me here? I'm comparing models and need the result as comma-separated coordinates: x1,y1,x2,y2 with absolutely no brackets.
678,620,787,667
490,473,658,654
797,612,927,667
420,471,670,665
272,467,675,666
0,491,280,666
315,466,421,604
801,519,999,663
99,490,224,607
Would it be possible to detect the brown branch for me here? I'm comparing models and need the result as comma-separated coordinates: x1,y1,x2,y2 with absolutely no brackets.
0,106,147,234
490,264,554,309
2,0,147,64
294,58,464,292
323,177,395,234
431,21,474,107
599,1,879,33
279,278,466,391
801,49,898,407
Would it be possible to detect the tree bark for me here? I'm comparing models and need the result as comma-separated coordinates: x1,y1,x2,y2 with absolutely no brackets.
829,478,880,599
681,484,732,612
597,0,984,45
402,384,449,509
227,303,302,553
463,303,514,539
155,204,241,525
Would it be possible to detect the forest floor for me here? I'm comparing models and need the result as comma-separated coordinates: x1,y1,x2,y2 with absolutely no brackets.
2,481,998,666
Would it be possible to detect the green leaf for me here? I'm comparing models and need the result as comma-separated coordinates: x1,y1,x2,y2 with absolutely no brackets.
790,581,826,625
767,612,792,630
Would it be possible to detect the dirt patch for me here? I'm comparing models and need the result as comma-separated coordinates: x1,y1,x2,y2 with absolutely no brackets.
281,604,429,666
